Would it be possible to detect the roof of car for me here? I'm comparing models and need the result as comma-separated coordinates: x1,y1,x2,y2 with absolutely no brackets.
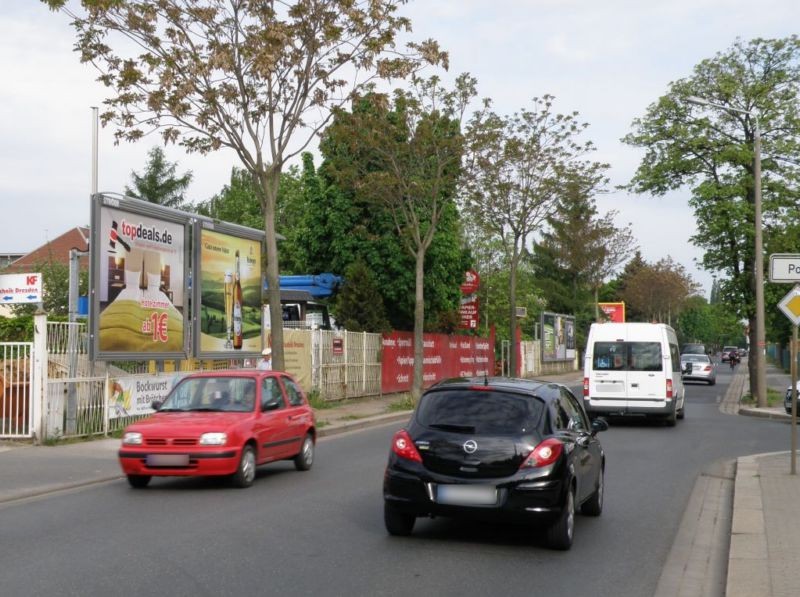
179,370,280,379
426,376,560,400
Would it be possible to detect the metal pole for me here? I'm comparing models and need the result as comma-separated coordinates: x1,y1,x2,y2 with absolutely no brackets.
753,120,768,408
791,325,797,475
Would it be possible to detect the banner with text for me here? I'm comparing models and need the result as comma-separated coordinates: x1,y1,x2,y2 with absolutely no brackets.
381,331,495,394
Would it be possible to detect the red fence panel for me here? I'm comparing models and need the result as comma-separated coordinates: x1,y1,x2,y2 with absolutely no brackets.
381,331,495,394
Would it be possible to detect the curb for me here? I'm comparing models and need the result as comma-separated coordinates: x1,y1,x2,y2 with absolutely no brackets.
738,407,793,422
316,411,412,438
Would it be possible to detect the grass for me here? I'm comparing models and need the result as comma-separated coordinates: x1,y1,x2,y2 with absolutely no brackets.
386,394,416,413
741,387,784,408
307,388,336,410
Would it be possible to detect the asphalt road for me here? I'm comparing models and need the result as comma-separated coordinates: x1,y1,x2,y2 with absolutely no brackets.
0,365,791,597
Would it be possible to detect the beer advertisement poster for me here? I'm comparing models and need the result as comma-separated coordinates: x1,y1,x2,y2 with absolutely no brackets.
93,197,188,358
197,227,262,356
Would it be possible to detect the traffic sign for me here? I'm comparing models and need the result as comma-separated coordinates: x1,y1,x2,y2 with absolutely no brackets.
0,272,43,305
778,285,800,325
770,254,800,283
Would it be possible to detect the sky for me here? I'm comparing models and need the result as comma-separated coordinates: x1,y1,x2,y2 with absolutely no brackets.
2,0,800,298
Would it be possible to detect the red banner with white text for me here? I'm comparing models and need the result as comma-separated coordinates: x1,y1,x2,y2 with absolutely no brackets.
381,331,495,394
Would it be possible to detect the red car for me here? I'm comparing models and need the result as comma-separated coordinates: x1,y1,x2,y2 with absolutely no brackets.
118,370,316,489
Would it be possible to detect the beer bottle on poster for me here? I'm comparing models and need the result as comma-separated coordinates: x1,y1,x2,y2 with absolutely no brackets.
233,250,243,350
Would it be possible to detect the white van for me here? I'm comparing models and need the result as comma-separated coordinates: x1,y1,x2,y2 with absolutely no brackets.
583,322,686,426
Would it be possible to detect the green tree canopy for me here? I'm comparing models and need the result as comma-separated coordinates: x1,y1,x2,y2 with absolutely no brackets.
125,146,193,209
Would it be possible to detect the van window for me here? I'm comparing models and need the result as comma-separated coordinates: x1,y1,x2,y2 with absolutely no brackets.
593,342,663,372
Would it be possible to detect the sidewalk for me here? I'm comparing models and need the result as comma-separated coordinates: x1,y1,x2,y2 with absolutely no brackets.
726,361,800,597
0,370,584,505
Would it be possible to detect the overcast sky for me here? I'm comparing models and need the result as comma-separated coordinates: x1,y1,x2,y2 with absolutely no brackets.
3,0,800,297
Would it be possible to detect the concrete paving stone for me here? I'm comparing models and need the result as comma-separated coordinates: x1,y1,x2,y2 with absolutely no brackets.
727,558,771,597
729,533,768,560
732,509,766,535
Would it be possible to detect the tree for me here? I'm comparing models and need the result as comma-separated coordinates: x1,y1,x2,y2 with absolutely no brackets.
619,257,700,324
321,75,474,399
333,260,390,333
623,36,800,403
463,95,607,374
125,146,193,209
45,0,445,370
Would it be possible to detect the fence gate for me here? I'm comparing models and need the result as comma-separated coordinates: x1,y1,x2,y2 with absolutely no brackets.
0,342,34,438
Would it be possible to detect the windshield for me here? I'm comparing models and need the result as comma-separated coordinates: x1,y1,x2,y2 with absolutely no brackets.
415,389,544,435
160,377,256,413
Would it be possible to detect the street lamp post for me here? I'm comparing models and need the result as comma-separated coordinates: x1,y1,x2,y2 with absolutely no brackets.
686,95,767,408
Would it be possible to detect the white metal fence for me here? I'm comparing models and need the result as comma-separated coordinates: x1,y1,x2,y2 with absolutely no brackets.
1,342,34,438
314,330,382,400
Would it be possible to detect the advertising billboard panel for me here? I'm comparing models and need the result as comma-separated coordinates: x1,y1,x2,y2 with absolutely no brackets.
91,195,190,359
598,302,626,323
541,312,576,362
195,222,263,357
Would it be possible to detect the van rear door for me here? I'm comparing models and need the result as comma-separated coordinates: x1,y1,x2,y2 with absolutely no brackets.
625,341,665,405
589,341,628,406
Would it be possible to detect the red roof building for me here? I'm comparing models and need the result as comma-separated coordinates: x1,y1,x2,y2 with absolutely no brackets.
2,227,90,273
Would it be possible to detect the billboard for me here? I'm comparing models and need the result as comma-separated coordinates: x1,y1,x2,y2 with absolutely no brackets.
195,221,264,358
598,302,626,323
541,312,576,362
90,195,190,359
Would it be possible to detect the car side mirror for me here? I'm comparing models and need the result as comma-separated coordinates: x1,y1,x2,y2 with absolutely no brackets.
151,400,163,411
591,417,609,434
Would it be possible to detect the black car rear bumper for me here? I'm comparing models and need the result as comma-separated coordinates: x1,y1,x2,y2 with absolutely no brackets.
383,462,568,524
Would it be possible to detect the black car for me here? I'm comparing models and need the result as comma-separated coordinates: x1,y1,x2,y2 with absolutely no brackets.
382,377,608,550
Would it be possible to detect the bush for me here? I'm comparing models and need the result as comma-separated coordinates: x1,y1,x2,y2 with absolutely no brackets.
0,316,34,341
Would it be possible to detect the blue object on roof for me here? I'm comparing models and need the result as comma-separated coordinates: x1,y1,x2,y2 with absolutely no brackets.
264,273,343,298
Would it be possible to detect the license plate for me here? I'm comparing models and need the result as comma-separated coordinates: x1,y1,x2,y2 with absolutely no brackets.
436,484,497,506
146,454,189,466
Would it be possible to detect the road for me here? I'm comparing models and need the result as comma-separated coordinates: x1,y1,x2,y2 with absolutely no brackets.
0,365,791,597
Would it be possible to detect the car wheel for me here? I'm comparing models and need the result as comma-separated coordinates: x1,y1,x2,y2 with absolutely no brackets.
546,483,575,550
677,402,685,420
665,406,677,427
580,467,603,517
293,434,315,471
384,502,416,536
231,445,256,488
709,379,716,386
127,474,151,489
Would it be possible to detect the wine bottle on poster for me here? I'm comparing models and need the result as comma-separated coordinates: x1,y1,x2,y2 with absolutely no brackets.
233,250,243,350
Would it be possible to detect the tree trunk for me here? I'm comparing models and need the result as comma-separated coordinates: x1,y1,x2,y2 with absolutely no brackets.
260,167,285,371
412,248,426,401
594,286,600,321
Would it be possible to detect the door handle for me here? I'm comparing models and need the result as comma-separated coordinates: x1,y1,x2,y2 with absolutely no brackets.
631,383,639,388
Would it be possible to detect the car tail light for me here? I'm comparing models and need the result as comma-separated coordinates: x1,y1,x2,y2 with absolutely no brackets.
666,379,673,399
391,429,422,463
520,438,563,469
583,377,589,397
704,365,712,371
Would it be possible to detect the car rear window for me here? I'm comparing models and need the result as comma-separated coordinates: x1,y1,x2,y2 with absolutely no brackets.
415,389,544,435
593,341,663,372
682,354,709,363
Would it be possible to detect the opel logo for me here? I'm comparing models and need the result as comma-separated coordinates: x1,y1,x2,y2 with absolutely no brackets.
463,440,478,454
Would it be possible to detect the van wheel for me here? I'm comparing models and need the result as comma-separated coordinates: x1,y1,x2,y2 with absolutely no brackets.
665,407,677,427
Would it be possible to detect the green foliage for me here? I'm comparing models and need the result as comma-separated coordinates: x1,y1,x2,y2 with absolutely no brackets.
623,36,800,345
618,256,700,323
314,79,474,332
195,168,263,230
125,146,193,209
675,296,743,349
463,95,608,371
333,260,391,333
0,316,33,341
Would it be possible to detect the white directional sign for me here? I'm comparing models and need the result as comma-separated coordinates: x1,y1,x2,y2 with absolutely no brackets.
770,254,800,283
778,285,800,326
0,272,43,305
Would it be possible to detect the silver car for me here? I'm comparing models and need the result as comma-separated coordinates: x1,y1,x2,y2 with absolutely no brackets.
680,354,716,385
